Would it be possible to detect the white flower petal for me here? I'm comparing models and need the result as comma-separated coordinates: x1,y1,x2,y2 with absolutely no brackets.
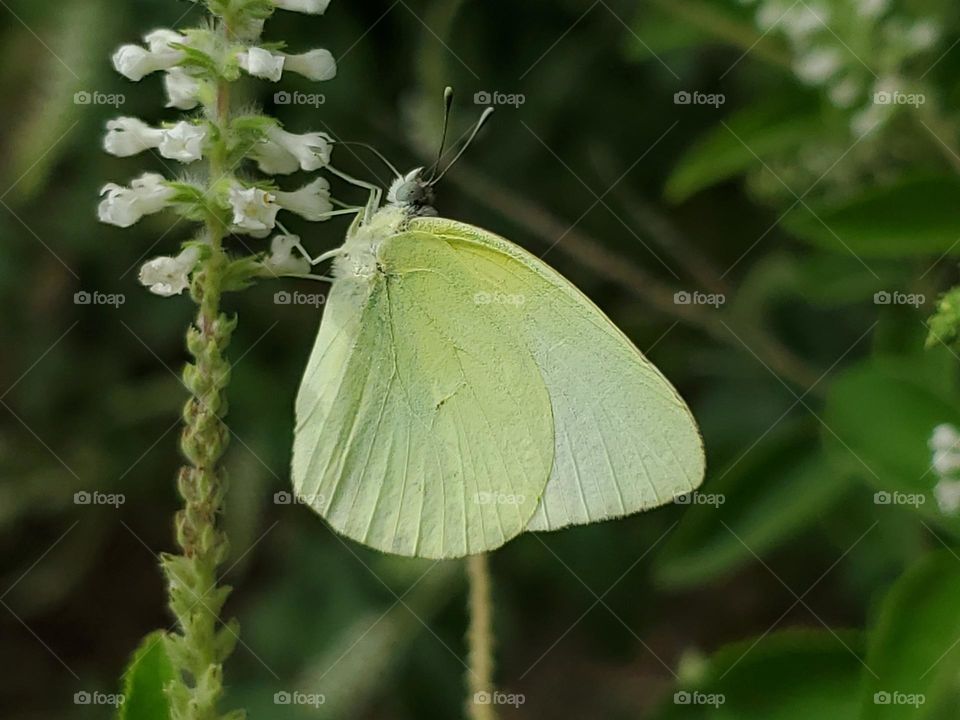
239,47,286,82
251,142,301,175
98,173,175,228
159,122,207,163
228,186,280,234
275,178,332,221
253,127,333,174
281,49,336,82
139,246,201,297
112,29,186,81
164,68,201,110
274,0,331,14
103,117,165,157
263,234,311,276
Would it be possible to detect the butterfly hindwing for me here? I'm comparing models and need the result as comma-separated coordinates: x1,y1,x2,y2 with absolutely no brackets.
411,217,705,533
292,230,555,558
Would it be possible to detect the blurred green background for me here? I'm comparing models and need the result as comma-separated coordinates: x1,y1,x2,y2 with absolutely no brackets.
5,0,960,717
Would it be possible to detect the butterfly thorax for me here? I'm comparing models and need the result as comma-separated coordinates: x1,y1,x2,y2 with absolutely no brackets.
333,204,408,281
334,167,441,281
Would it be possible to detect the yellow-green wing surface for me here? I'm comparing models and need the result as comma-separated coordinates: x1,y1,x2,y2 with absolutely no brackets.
411,217,705,533
292,231,555,558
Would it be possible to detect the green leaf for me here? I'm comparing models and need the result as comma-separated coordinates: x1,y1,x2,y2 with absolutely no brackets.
665,95,819,203
861,552,960,719
117,631,176,720
654,424,850,588
783,176,960,257
653,630,863,719
822,358,960,534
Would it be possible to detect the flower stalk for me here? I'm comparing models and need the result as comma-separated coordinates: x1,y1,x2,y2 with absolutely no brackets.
100,1,339,716
466,553,498,720
159,29,237,716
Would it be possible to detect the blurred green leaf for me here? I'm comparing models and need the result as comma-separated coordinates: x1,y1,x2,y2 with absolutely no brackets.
822,357,960,534
665,95,818,203
635,0,790,64
654,423,850,588
653,630,862,719
860,552,960,719
783,177,960,257
117,631,175,720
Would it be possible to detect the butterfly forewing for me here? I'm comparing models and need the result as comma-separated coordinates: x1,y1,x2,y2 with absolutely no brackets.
412,218,705,533
292,231,555,558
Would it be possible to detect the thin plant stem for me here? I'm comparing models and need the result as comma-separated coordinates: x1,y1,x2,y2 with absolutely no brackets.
466,553,498,720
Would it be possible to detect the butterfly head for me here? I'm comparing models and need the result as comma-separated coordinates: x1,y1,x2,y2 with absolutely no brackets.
387,168,438,217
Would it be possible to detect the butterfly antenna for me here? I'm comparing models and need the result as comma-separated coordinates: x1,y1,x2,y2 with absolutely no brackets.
427,87,456,183
335,141,402,179
429,106,495,187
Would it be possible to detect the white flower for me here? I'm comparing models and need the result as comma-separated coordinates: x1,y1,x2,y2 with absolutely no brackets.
98,173,175,228
756,1,792,32
281,49,337,81
229,186,280,235
781,4,828,43
252,127,333,174
139,246,201,297
931,423,960,451
239,47,286,82
828,76,861,109
104,117,165,157
112,28,186,81
164,68,201,110
858,0,890,19
907,19,940,52
274,0,331,14
793,47,844,85
935,479,960,516
262,235,311,276
159,122,207,163
275,178,333,221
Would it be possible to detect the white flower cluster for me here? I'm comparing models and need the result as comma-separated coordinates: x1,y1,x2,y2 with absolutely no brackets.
929,424,960,515
739,0,941,134
100,0,339,296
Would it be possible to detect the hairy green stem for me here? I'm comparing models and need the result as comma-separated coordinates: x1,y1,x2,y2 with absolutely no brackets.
466,553,498,720
160,19,240,720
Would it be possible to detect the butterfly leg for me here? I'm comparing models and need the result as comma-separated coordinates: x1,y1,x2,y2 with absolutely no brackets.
327,166,382,220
